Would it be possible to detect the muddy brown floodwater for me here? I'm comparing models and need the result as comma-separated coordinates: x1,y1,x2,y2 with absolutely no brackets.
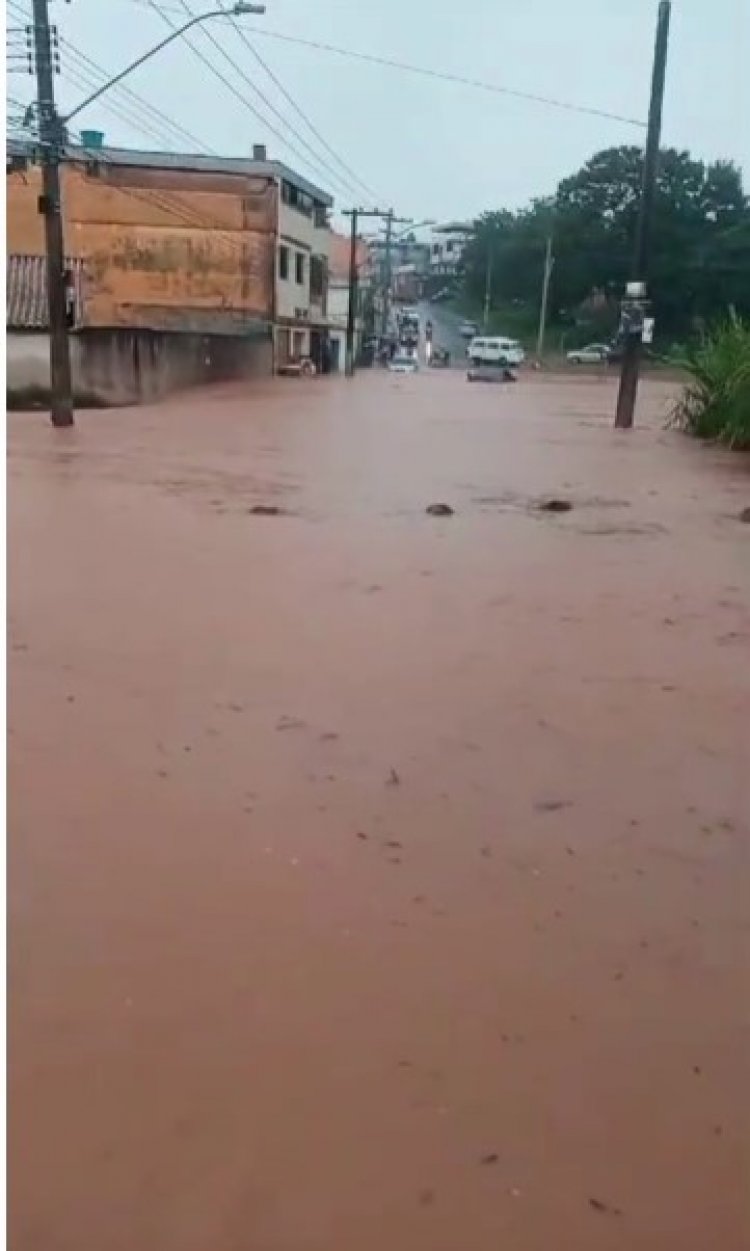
8,371,750,1250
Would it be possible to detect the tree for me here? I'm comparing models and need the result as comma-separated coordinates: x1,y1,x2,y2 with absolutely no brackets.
459,145,749,340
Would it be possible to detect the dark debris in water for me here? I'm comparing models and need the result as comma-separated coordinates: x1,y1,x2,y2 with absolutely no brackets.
426,503,454,517
537,498,573,513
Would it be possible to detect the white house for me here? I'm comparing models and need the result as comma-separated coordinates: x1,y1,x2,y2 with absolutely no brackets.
429,222,472,277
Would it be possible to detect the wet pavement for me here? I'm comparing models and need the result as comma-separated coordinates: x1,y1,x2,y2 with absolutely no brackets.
8,370,750,1250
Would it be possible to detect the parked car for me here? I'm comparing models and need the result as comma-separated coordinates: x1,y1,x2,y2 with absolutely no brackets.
459,320,479,339
566,343,613,364
467,336,526,366
388,352,419,374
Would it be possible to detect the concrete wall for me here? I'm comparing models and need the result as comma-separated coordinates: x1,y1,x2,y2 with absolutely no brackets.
7,329,272,408
7,162,277,330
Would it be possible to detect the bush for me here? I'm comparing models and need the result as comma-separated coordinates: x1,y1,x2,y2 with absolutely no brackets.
670,317,750,449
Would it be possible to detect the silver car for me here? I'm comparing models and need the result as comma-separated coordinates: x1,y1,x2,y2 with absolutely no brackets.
566,343,612,364
388,353,419,374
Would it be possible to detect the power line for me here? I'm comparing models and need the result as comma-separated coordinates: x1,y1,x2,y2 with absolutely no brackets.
119,0,647,128
6,0,217,154
246,28,648,129
215,0,380,203
60,38,218,153
173,0,363,198
59,61,203,153
144,0,356,197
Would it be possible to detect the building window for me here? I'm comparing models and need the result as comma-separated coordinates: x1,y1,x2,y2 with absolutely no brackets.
295,251,305,285
279,245,289,281
446,239,454,253
310,255,325,300
281,180,313,217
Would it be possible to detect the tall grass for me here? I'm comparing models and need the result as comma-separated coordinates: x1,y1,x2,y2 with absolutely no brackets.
670,317,750,449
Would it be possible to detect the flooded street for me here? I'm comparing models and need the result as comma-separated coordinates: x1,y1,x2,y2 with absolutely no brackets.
8,371,749,1250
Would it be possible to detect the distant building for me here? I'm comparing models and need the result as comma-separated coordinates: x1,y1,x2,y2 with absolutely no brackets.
6,136,333,403
428,222,472,277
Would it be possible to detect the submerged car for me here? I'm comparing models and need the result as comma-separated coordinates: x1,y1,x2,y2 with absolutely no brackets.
388,352,419,374
467,359,517,384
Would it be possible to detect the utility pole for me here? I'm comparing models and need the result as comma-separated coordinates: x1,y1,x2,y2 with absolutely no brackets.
344,208,358,377
614,0,671,429
32,0,74,427
343,206,397,377
536,234,554,360
482,248,493,332
379,209,411,339
381,210,394,340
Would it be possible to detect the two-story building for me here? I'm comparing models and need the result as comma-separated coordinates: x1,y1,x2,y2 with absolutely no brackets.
6,135,333,403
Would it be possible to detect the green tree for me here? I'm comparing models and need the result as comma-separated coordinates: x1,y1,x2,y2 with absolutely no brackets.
459,145,749,340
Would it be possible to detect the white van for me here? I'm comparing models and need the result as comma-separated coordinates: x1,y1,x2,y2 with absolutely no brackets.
467,336,525,366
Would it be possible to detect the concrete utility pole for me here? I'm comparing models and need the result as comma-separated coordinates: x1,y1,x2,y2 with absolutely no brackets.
614,0,671,429
536,234,554,360
343,206,398,377
345,208,359,377
482,248,493,332
32,0,73,427
380,209,411,339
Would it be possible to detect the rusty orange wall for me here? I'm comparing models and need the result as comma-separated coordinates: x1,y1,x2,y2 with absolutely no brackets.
6,162,276,327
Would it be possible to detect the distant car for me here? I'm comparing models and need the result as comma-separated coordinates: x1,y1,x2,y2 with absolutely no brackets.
459,320,479,339
468,336,526,366
388,353,419,374
566,343,612,364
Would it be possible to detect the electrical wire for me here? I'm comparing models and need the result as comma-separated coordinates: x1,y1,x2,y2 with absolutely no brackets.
6,0,216,154
173,0,363,197
10,0,383,201
214,0,380,203
59,62,203,153
60,38,218,154
120,0,647,129
144,0,356,198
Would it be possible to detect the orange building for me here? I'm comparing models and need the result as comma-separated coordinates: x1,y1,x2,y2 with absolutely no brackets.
6,139,332,403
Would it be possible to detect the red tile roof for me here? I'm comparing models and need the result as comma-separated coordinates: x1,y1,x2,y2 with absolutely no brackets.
7,254,85,329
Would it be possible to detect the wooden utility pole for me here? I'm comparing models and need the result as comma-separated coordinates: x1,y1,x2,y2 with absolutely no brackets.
32,0,74,426
614,0,671,429
536,234,554,360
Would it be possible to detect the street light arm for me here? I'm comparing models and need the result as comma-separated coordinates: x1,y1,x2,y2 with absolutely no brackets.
63,4,264,124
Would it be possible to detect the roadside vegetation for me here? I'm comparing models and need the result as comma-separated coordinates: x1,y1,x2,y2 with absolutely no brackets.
670,317,750,450
455,144,750,354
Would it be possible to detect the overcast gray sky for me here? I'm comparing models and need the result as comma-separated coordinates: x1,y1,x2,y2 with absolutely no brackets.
14,0,750,221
